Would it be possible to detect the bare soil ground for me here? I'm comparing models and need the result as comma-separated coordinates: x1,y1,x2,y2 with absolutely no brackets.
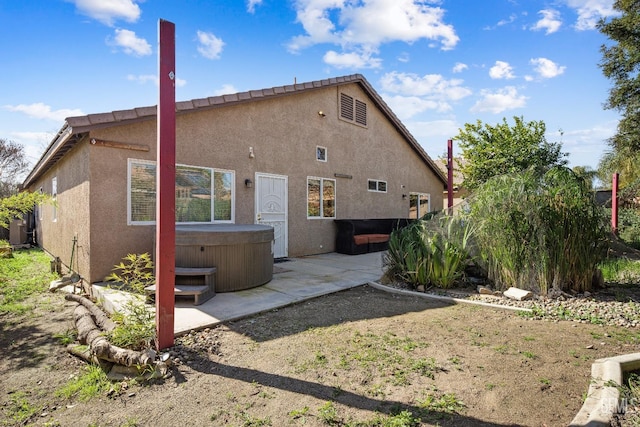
3,284,640,426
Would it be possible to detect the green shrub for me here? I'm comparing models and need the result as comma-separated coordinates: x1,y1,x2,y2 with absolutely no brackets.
465,166,608,294
384,216,472,289
107,299,155,350
618,208,640,249
104,253,154,295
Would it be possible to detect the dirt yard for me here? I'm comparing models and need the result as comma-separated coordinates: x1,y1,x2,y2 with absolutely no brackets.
2,284,640,426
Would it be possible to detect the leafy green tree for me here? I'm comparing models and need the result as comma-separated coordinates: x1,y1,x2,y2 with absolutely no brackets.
598,146,640,188
0,139,29,198
0,192,51,229
598,1,640,153
455,116,567,191
572,165,599,189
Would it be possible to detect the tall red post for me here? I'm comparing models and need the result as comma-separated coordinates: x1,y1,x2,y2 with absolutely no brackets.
447,139,454,209
155,19,176,350
612,172,619,235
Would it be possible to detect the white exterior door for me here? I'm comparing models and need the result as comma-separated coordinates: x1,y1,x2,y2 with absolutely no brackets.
255,173,288,258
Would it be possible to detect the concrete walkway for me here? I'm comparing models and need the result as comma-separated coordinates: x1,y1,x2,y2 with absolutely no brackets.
93,251,385,335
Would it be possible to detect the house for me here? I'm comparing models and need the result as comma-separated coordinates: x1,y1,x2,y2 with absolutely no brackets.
22,74,446,284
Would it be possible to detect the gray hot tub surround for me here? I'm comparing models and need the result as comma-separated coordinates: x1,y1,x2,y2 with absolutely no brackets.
175,224,274,292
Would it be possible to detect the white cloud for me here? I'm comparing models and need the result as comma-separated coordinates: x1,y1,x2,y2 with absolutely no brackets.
288,0,459,69
530,57,566,78
9,132,56,163
212,84,239,96
127,74,187,87
197,31,225,60
452,62,468,73
406,119,461,157
247,0,263,13
560,121,617,167
384,95,445,119
566,0,617,30
323,50,382,69
4,103,84,122
70,0,141,26
489,61,515,79
397,52,410,63
379,72,472,118
484,13,518,30
111,29,151,56
380,71,471,100
531,9,562,34
470,86,527,114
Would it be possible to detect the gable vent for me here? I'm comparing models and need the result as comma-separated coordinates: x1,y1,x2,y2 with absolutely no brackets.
355,99,367,126
340,93,354,121
339,92,367,127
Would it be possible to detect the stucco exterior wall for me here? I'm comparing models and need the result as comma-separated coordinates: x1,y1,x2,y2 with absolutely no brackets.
30,81,444,283
31,141,91,277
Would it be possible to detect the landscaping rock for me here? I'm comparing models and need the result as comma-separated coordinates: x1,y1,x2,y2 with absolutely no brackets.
504,287,533,301
477,285,494,295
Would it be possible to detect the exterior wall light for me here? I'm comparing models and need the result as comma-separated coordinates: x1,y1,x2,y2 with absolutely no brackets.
245,179,253,188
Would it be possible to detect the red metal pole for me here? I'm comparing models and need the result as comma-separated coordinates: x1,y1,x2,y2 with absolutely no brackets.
447,139,454,209
156,19,176,350
612,172,619,235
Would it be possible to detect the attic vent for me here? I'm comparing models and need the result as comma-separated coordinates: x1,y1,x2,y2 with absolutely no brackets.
340,93,354,121
339,92,367,127
355,99,367,126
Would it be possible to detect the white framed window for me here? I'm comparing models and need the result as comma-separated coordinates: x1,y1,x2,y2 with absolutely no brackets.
316,146,327,162
367,179,387,193
51,177,57,222
38,187,43,221
307,177,335,219
128,159,235,225
409,193,431,219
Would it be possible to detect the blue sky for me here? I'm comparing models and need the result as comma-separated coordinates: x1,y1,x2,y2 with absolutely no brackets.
0,0,620,176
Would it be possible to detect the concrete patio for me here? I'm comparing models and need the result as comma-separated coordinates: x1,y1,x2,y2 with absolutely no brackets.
92,251,385,335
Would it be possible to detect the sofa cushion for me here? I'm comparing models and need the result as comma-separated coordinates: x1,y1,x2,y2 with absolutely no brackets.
367,234,390,244
353,235,370,245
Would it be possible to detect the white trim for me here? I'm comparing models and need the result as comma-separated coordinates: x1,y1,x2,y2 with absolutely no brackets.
255,172,289,258
51,176,57,222
409,192,431,219
127,158,236,226
316,145,327,162
367,179,387,193
307,176,336,219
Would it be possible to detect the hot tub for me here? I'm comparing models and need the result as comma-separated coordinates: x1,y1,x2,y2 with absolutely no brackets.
175,224,274,292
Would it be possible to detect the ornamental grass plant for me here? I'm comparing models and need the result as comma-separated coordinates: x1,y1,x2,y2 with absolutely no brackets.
384,214,473,289
464,166,609,295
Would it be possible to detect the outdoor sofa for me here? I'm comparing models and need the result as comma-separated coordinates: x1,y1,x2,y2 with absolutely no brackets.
334,218,414,255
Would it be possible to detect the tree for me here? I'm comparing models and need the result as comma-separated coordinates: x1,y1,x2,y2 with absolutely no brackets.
0,138,29,198
572,165,599,190
598,0,640,151
598,146,640,188
0,191,51,229
455,116,567,191
597,1,640,184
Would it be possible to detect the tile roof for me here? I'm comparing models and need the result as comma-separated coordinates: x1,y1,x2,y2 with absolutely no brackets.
23,74,447,187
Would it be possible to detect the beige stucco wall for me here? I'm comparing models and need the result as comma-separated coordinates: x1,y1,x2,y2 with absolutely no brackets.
32,81,444,283
32,140,91,277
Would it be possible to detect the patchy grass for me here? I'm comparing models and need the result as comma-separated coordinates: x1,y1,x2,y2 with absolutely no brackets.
55,365,119,402
0,248,57,315
2,391,41,426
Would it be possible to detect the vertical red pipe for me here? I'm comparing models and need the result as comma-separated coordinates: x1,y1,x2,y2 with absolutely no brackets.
612,172,619,235
447,139,453,209
156,19,176,350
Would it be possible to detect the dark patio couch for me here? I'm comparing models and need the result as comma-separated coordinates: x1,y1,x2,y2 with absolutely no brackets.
334,218,414,255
